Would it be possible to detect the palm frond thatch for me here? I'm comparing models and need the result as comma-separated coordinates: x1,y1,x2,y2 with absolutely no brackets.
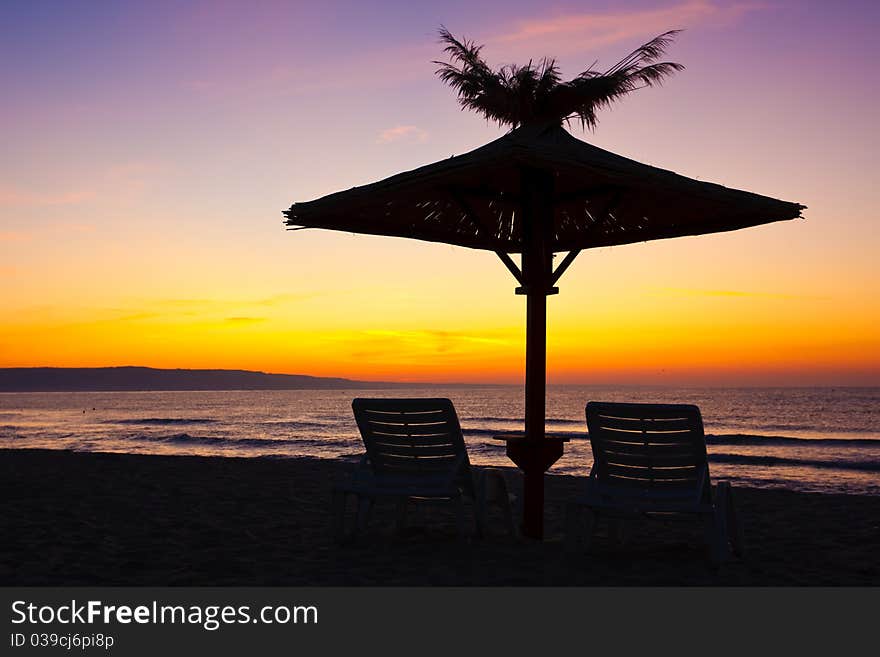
434,26,684,130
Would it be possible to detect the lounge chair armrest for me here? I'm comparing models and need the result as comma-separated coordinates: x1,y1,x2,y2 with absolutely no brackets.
350,454,372,485
695,463,709,504
474,467,515,499
443,453,468,489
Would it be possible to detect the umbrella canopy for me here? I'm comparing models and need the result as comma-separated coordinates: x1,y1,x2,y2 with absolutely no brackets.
284,123,804,252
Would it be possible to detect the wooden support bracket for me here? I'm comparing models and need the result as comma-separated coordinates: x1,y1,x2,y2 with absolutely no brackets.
551,249,581,285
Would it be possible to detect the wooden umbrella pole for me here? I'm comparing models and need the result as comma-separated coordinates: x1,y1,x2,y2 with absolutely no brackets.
520,287,548,539
506,166,565,540
524,289,547,444
522,167,550,445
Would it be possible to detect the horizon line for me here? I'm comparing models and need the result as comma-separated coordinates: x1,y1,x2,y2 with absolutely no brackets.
0,365,876,389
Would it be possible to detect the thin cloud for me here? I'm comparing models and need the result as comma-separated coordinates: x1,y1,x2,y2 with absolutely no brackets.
151,298,218,308
111,312,161,322
0,162,163,213
225,317,266,324
253,293,324,306
363,329,515,353
180,79,217,92
0,231,31,243
489,0,765,57
182,42,436,100
176,1,762,102
149,293,317,310
53,222,95,233
0,223,94,243
648,287,829,301
376,125,429,145
104,160,166,196
0,187,94,208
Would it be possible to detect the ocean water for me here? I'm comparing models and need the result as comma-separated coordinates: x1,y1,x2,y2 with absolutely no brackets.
1,386,878,496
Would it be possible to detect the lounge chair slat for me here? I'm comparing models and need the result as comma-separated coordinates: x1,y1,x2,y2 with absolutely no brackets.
593,427,699,443
364,413,449,423
599,439,698,454
602,475,700,490
365,416,449,426
367,422,456,436
372,444,459,457
604,462,699,480
590,402,703,420
370,433,456,446
361,409,450,422
377,457,458,472
603,449,701,467
376,458,451,468
592,415,695,432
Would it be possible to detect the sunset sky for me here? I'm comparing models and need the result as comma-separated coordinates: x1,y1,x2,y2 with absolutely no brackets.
1,0,878,386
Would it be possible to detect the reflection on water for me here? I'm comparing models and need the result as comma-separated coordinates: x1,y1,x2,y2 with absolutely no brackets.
1,386,878,496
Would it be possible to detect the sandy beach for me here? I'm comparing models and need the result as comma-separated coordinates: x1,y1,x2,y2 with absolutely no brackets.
1,448,878,586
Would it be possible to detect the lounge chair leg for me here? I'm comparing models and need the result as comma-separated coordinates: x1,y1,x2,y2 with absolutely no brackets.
503,494,517,539
703,514,715,560
331,488,348,543
582,510,595,552
473,499,486,539
722,482,746,558
456,496,465,540
395,498,408,534
709,484,730,565
504,497,517,538
472,471,487,538
610,518,632,546
454,495,468,542
356,496,373,534
564,504,580,553
564,505,595,554
486,469,517,538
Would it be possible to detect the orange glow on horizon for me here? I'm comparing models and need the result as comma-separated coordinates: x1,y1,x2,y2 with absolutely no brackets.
2,254,878,386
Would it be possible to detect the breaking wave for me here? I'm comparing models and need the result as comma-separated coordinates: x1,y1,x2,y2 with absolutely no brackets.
110,418,218,426
709,452,880,472
121,433,293,448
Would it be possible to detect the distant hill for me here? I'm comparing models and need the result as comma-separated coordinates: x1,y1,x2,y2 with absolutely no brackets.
0,367,402,392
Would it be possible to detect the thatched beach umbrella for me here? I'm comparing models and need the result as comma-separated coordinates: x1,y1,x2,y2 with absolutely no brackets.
283,30,804,539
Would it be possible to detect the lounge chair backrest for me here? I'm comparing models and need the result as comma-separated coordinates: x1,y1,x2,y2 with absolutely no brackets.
352,398,474,496
586,401,710,500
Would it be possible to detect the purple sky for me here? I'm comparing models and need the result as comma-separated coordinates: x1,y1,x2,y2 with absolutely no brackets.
2,1,878,384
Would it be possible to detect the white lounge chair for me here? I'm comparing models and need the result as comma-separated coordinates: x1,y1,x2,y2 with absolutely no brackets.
566,401,745,563
332,398,515,542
